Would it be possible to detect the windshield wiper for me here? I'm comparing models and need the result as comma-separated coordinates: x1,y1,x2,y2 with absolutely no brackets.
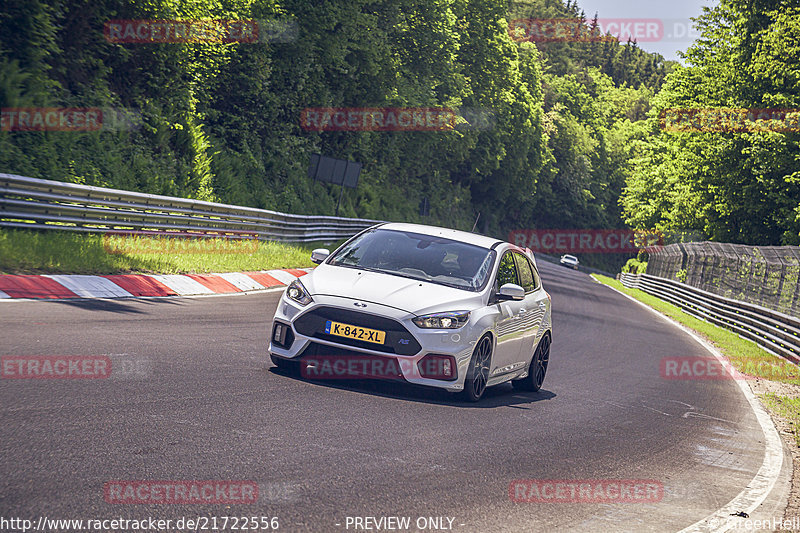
362,266,431,281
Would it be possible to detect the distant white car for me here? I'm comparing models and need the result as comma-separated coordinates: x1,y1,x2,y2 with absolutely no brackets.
560,254,579,270
269,222,552,401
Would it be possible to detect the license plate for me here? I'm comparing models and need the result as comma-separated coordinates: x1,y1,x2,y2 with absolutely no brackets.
325,320,386,344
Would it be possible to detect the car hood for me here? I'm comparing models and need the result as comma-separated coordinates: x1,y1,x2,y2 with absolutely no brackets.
302,264,485,315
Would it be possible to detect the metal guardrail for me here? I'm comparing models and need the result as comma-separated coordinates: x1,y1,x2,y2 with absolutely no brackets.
647,242,800,317
0,173,381,242
620,272,800,364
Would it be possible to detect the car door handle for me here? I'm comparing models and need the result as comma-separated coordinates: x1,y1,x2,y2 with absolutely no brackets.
538,301,547,309
519,308,527,314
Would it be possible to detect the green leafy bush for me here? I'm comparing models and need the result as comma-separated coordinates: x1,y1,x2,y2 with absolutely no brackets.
622,257,648,274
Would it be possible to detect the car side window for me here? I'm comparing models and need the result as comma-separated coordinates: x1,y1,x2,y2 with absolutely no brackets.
531,263,542,290
513,253,536,293
496,252,519,289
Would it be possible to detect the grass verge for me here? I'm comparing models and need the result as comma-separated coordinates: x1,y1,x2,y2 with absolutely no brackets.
762,393,800,448
592,274,800,450
0,229,346,274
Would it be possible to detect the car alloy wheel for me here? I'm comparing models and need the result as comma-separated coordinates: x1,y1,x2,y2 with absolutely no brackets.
462,335,492,402
512,334,550,392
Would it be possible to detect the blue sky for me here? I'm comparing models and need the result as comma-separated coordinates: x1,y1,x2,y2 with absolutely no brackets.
575,0,718,61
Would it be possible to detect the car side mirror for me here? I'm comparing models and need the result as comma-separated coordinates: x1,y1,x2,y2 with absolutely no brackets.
497,283,525,301
311,248,330,264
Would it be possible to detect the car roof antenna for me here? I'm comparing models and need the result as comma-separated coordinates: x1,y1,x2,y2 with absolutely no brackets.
471,212,481,233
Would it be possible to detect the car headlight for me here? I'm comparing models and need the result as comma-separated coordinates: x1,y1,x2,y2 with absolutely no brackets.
412,311,470,329
285,279,313,306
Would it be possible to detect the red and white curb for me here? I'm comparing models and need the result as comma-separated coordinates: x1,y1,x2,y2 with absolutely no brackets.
0,268,312,300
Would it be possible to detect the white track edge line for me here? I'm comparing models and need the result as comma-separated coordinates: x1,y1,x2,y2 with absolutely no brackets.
593,277,785,533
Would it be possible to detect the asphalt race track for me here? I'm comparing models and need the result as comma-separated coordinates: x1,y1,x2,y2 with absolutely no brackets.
0,261,789,532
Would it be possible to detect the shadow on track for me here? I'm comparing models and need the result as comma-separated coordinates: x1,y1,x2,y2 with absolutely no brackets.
268,365,556,409
52,297,185,314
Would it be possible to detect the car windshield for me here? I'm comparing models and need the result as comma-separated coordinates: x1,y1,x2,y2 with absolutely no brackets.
328,228,495,292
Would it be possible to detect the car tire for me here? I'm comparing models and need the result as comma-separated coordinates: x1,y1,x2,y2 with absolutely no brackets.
512,334,550,392
461,335,492,402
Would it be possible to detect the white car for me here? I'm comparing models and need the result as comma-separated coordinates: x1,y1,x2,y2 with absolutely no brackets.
560,254,579,270
269,223,552,401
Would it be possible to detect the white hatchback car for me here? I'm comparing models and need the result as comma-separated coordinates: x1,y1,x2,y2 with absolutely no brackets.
269,223,552,401
560,254,579,270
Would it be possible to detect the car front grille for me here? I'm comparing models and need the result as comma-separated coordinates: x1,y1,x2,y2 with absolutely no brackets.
293,306,421,356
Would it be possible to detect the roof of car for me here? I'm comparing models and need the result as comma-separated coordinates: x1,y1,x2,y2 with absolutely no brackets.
377,222,504,249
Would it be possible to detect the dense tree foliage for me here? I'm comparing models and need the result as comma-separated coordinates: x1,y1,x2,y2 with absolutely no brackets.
1,0,671,250
621,0,800,245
